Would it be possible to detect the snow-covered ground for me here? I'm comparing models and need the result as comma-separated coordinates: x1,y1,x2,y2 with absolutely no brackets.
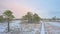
0,20,41,34
0,23,7,32
0,20,60,34
0,20,20,33
48,22,60,27
45,22,60,34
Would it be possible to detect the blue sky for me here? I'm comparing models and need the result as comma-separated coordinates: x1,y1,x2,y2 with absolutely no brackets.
0,0,60,18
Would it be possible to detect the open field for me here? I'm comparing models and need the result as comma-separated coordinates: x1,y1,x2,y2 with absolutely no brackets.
0,20,60,34
0,20,41,34
45,22,60,34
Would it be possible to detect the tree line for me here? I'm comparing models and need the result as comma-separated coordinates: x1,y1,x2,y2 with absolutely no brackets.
21,12,41,23
0,10,41,23
0,10,60,23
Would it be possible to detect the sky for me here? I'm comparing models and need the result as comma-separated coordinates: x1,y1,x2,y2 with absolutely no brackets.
0,0,60,18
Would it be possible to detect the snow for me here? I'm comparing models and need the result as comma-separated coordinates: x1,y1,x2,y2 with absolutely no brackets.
40,21,45,34
0,23,7,32
48,22,60,27
0,20,60,34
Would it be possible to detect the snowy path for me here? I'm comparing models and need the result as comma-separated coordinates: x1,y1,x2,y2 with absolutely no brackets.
40,21,45,34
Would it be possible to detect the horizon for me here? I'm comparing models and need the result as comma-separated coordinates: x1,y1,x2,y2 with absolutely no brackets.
0,0,60,18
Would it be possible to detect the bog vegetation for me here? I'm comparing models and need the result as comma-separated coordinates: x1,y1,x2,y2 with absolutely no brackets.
21,12,41,23
0,10,60,23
